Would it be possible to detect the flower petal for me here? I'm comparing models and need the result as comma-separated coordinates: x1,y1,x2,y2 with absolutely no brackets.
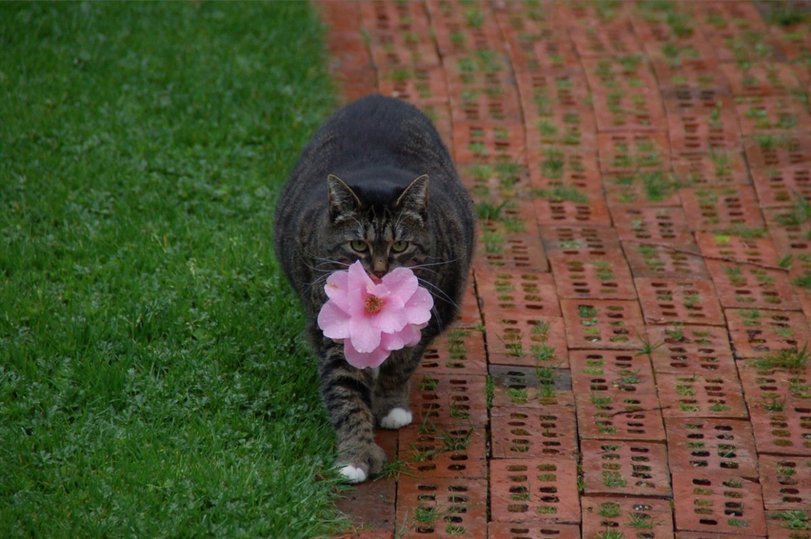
404,286,434,325
349,316,382,353
317,300,351,339
373,303,408,333
344,341,390,369
381,266,419,300
382,324,421,350
324,270,351,312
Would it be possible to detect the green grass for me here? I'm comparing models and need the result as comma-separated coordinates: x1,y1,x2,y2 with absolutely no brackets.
0,2,345,536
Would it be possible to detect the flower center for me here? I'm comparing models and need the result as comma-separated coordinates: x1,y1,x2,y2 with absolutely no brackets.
364,294,385,315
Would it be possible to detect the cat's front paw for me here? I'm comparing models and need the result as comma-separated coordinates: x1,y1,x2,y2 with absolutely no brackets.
379,407,413,429
336,442,386,484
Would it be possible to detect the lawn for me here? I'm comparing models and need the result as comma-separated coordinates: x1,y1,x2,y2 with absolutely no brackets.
0,2,347,536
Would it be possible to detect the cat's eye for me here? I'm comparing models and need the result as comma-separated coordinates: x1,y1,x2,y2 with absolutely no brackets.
349,240,368,252
391,241,409,253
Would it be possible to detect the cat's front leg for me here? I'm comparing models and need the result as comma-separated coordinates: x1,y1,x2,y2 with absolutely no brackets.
319,344,386,483
372,345,425,430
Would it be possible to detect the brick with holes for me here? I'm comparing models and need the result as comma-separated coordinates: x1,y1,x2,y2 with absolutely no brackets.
490,405,578,459
580,439,671,497
760,455,811,511
561,300,646,350
396,475,487,537
582,496,675,539
635,277,725,326
666,417,758,479
490,458,580,524
647,324,738,376
672,471,767,535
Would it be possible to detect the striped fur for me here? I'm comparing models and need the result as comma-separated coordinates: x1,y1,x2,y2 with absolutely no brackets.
274,95,475,481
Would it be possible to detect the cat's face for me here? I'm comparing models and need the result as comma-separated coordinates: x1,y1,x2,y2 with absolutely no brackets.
324,174,431,279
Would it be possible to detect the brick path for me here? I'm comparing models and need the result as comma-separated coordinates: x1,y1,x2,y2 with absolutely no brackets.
317,1,811,537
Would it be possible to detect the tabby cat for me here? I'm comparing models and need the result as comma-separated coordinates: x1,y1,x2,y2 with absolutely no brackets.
274,95,475,483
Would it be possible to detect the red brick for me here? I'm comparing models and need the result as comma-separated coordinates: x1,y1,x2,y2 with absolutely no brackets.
706,260,802,311
603,170,683,208
582,56,665,132
693,3,777,63
680,185,765,232
417,327,486,376
695,232,781,267
736,95,811,136
515,69,593,129
582,496,675,539
570,349,658,395
359,0,432,35
580,439,671,496
474,231,548,274
569,20,643,58
487,521,582,539
457,276,482,329
396,475,488,537
634,8,716,64
721,62,804,97
335,430,398,531
426,0,503,56
377,67,448,104
534,197,612,227
463,160,532,200
668,109,743,155
653,58,730,95
409,373,488,428
570,350,666,441
448,83,523,124
763,206,811,255
622,241,709,279
752,164,811,208
766,509,811,539
672,471,767,535
738,360,811,455
744,132,811,171
635,277,725,326
490,405,578,459
540,225,621,257
490,365,575,409
549,252,637,300
452,121,526,165
662,87,736,119
598,131,671,173
485,312,568,368
528,146,601,195
398,422,487,479
561,299,646,350
647,325,737,376
671,151,750,187
490,458,580,524
666,417,759,479
760,455,811,511
656,371,749,419
726,309,810,359
612,206,693,245
475,269,561,318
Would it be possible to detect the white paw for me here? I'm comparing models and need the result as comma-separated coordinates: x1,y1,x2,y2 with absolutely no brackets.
380,407,413,429
338,465,367,484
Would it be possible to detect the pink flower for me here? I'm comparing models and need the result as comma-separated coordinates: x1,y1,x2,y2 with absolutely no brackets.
317,261,434,369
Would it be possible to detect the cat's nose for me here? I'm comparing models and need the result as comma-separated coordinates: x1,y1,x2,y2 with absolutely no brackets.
372,269,386,280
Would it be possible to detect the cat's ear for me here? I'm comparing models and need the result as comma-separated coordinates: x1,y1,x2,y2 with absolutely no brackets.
327,174,361,223
396,174,429,221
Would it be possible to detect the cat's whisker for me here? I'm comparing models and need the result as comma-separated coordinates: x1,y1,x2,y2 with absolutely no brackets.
417,277,460,311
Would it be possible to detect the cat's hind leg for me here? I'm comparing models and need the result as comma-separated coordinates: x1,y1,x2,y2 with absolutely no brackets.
319,344,386,483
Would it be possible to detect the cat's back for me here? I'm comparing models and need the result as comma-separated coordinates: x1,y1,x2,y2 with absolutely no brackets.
294,95,452,183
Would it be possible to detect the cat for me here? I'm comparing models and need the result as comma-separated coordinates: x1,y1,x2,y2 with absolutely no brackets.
274,95,475,483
